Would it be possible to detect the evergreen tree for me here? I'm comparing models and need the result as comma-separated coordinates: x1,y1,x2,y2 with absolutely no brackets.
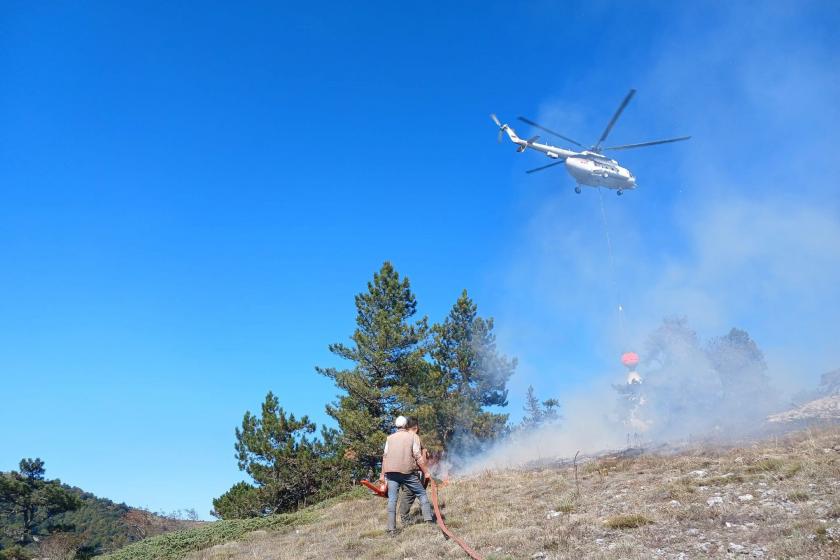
317,262,428,474
521,385,561,428
427,290,516,455
522,385,542,425
706,327,776,428
0,459,80,547
232,392,322,514
211,482,262,520
706,328,768,389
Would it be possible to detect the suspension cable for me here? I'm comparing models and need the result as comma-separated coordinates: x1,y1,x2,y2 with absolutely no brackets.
597,187,626,347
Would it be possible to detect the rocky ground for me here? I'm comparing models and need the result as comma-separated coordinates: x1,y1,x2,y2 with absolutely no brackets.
769,395,840,423
182,427,839,560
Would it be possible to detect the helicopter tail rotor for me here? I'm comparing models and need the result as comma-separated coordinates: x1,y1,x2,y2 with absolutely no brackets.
490,113,504,143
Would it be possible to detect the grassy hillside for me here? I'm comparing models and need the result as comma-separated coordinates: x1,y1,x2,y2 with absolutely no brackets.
102,428,840,560
99,490,366,560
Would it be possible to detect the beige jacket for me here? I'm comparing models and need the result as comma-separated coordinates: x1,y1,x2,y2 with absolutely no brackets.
382,429,423,474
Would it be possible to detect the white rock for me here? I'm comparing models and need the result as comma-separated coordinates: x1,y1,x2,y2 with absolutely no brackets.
728,543,746,553
707,496,724,506
689,469,708,478
738,494,754,501
669,500,681,507
546,510,561,519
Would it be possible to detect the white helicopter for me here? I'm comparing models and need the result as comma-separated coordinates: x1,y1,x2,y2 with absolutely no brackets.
491,89,690,195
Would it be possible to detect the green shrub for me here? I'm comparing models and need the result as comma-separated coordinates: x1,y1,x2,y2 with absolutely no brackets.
101,512,314,560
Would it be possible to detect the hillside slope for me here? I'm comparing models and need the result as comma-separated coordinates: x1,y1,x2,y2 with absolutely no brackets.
106,428,840,560
0,474,198,559
52,486,201,556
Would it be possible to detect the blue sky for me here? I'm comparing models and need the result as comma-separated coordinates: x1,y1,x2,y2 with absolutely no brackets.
2,1,839,517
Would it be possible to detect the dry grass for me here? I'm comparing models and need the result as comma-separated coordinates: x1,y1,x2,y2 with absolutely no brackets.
746,457,786,474
603,514,653,529
169,427,840,560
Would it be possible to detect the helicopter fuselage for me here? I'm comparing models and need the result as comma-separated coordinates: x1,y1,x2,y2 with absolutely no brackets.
507,132,636,191
565,154,636,190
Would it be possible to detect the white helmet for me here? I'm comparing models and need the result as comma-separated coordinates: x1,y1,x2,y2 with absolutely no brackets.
394,415,407,428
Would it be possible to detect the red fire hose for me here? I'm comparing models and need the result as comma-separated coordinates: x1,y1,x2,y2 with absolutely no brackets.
360,479,484,560
360,479,388,497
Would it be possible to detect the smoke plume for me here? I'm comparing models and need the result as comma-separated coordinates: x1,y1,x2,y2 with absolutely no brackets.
460,3,840,473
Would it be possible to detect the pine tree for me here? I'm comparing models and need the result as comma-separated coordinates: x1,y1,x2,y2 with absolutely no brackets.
0,459,80,547
522,385,543,426
428,290,516,455
706,328,768,389
233,392,321,514
705,327,776,428
211,482,262,520
521,386,561,428
317,262,428,474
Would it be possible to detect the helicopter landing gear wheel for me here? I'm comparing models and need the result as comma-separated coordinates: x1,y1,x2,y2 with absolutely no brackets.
575,186,581,194
617,189,623,196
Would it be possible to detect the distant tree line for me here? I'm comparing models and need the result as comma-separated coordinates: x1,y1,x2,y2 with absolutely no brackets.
0,458,80,559
0,459,200,560
212,262,541,519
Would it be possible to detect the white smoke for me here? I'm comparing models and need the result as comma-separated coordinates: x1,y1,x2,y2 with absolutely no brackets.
461,381,624,473
461,3,840,473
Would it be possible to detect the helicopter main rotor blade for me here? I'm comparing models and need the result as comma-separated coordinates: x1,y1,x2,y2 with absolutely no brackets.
517,117,584,147
594,89,636,150
525,160,566,174
603,136,691,151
